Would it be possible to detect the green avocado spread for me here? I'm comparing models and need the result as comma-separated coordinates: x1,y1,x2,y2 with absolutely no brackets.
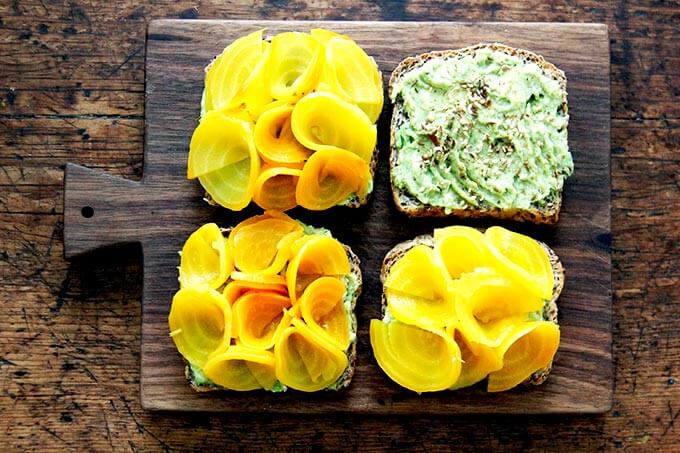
391,48,573,211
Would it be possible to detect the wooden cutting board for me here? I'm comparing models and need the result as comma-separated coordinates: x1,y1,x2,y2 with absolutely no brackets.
63,20,611,414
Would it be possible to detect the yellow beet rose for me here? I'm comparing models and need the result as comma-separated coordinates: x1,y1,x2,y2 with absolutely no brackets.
370,319,461,393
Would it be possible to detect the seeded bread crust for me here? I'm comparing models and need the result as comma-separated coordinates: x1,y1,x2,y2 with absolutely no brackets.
186,228,360,392
388,43,568,225
379,232,564,388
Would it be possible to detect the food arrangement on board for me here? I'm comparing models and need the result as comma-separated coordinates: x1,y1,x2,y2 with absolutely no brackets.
171,28,574,394
170,211,361,392
187,29,383,211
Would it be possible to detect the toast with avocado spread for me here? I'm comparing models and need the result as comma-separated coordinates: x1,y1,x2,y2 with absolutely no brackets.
186,224,360,392
389,43,573,224
380,233,564,386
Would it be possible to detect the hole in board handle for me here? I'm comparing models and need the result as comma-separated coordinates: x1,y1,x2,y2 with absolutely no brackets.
81,206,94,218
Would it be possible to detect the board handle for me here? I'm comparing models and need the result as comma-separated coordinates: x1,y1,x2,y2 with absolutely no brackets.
63,163,146,259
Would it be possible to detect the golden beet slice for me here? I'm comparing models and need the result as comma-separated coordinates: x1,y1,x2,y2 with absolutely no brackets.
274,318,348,392
433,226,490,279
187,111,255,179
223,279,287,306
291,91,376,162
384,289,457,332
168,287,231,368
370,320,461,393
179,223,232,290
487,321,560,392
230,271,287,286
254,103,312,164
299,276,350,350
286,235,351,303
384,245,449,300
225,281,288,340
232,291,292,350
383,245,456,330
203,345,277,391
253,166,303,212
229,212,303,274
236,43,275,118
194,116,260,211
204,29,267,112
484,226,554,300
295,149,371,210
267,32,322,101
265,230,306,275
310,28,351,45
320,36,383,123
215,106,255,125
448,328,503,390
457,316,530,355
199,160,259,211
455,267,544,324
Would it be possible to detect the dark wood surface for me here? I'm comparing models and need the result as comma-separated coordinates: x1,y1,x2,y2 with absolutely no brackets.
1,0,677,449
63,19,611,414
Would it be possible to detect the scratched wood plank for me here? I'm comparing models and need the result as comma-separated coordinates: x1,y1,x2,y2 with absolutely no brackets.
62,20,611,413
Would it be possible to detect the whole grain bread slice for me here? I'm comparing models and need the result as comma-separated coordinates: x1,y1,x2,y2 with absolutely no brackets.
379,232,564,388
186,228,361,392
202,35,382,210
389,43,569,225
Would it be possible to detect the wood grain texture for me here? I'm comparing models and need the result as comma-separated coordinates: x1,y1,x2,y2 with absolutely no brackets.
61,20,611,414
1,0,678,450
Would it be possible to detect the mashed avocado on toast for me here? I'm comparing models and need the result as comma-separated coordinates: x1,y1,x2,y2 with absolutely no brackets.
191,28,384,212
370,226,564,393
390,44,574,223
171,212,360,393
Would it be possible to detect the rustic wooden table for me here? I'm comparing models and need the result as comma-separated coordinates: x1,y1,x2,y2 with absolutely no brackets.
1,1,677,451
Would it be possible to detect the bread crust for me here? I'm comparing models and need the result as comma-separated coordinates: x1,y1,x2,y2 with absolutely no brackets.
388,43,568,225
186,228,360,392
379,230,564,389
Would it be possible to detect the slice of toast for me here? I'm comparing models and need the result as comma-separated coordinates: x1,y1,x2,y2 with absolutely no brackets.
186,227,361,392
389,43,571,224
200,33,382,210
379,233,564,387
